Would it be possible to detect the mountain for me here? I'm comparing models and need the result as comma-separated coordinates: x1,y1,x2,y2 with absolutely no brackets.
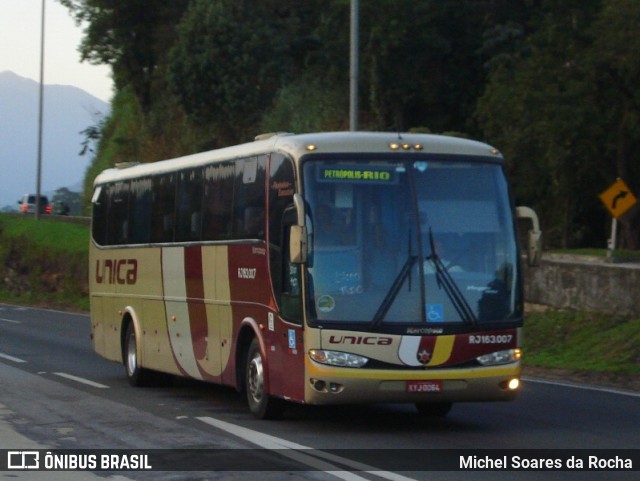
0,71,109,210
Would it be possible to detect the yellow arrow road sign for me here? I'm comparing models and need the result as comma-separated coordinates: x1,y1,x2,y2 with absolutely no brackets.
599,178,637,218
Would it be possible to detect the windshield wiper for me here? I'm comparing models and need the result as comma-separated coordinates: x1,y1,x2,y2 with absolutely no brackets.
427,229,477,325
371,253,418,328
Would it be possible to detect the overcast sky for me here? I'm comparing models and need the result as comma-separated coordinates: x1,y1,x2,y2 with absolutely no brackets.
0,0,113,102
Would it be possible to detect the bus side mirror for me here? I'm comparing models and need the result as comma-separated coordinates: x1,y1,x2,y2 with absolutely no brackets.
289,225,308,264
516,206,542,267
289,193,308,264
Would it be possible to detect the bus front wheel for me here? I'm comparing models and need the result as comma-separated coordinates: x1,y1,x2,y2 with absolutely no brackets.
124,323,150,387
245,339,284,419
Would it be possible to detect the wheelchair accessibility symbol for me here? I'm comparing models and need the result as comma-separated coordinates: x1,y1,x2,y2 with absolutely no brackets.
426,304,444,322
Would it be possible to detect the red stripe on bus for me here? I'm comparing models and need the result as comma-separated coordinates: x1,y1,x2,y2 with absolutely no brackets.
184,246,208,361
418,336,438,356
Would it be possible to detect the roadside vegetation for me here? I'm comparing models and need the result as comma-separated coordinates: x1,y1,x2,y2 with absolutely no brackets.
524,309,640,388
0,214,89,311
1,214,638,386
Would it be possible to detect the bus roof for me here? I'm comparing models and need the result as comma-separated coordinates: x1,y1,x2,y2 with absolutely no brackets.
93,131,502,185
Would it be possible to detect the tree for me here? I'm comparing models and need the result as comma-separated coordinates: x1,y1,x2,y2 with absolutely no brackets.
359,0,525,133
588,0,640,249
476,0,606,248
168,0,318,144
59,0,189,110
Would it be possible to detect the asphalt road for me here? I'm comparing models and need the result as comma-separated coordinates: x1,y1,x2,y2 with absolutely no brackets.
0,303,638,481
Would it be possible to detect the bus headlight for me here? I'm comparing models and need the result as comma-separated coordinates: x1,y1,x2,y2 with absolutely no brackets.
477,348,521,366
309,349,368,368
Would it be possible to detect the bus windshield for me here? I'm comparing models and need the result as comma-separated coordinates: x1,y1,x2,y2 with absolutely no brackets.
302,158,521,326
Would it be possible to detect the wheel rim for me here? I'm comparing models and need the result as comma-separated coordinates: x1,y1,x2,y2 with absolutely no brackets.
126,329,137,376
247,352,264,404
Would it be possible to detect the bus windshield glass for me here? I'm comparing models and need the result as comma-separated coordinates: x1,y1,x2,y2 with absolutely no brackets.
302,158,521,326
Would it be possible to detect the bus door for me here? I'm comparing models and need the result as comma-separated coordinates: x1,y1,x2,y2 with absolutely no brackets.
266,154,305,402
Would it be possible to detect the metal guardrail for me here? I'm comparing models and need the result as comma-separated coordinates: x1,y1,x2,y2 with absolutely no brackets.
48,214,91,225
2,211,90,225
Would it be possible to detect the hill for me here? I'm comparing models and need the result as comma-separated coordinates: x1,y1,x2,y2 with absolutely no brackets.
0,71,109,210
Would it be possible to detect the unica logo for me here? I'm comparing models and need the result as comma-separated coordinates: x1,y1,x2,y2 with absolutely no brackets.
328,335,393,346
95,259,138,285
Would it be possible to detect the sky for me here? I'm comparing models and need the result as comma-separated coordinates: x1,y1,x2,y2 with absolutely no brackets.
0,0,113,102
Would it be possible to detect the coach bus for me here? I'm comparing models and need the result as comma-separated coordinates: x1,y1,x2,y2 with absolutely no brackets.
89,131,541,419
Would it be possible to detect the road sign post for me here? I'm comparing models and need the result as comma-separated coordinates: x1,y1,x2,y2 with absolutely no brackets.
598,178,637,259
607,218,617,260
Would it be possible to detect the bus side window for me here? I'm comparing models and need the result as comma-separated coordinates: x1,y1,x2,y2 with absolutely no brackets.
233,156,266,239
129,177,151,244
151,174,176,243
176,168,203,242
92,185,108,245
203,163,234,240
107,181,130,245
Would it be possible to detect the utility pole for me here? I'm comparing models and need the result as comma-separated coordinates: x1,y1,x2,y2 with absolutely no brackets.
36,0,45,220
349,0,359,131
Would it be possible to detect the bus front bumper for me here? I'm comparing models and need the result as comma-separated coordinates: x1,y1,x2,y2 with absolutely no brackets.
303,361,521,405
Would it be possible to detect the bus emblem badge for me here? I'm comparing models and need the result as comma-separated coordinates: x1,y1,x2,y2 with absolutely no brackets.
417,349,431,365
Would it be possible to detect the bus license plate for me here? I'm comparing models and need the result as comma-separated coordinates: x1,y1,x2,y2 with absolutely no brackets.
406,380,442,393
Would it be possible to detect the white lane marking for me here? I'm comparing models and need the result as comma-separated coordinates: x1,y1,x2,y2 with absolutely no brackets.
0,318,21,324
197,416,416,481
523,377,640,398
0,353,27,363
0,303,84,317
53,372,109,389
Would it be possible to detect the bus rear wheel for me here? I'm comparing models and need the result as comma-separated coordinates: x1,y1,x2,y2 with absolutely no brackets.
415,402,453,417
245,339,284,419
124,323,150,387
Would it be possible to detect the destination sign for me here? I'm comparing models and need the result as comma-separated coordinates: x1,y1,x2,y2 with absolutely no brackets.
318,166,397,184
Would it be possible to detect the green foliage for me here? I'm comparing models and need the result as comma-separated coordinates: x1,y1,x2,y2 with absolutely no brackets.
361,0,488,131
260,73,349,133
476,0,640,249
167,0,319,144
0,215,87,256
61,0,190,109
524,309,640,375
0,214,89,311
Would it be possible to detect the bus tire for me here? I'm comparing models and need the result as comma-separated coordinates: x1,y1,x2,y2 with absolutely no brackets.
245,338,284,419
415,402,453,417
124,322,150,387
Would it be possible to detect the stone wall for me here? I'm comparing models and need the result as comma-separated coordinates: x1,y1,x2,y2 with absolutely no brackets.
523,254,640,317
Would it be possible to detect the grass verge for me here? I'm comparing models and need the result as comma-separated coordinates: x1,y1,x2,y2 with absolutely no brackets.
0,214,89,311
524,309,639,374
523,308,640,391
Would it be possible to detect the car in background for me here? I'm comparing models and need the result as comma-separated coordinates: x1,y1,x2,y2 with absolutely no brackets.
52,200,70,215
17,194,51,214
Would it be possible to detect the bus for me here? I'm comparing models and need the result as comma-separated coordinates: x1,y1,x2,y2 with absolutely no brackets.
89,131,541,419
